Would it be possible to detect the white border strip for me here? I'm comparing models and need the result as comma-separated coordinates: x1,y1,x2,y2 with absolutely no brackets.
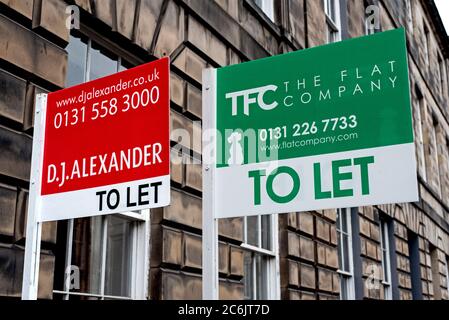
40,175,170,222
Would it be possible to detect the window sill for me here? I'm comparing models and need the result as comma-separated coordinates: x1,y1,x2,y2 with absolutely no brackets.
241,243,276,256
337,270,353,277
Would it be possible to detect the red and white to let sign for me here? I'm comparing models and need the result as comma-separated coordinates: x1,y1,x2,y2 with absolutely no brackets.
37,57,170,222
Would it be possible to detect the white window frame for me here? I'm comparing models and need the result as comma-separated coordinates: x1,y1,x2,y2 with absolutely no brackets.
254,0,275,22
324,0,342,43
241,214,280,300
416,95,427,181
379,219,393,300
337,208,355,300
84,38,127,83
365,18,375,35
53,34,149,300
53,211,150,300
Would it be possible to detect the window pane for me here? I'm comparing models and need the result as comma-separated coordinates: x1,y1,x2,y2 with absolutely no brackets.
246,216,259,247
261,215,271,250
254,0,274,21
243,252,254,300
119,59,133,72
341,209,348,233
89,42,118,81
383,252,389,282
380,222,389,282
71,216,103,296
342,234,350,272
66,35,88,87
256,255,269,299
325,0,336,21
340,276,348,299
104,216,133,297
337,231,343,270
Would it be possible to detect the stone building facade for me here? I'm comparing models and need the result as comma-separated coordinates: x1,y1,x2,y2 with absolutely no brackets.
0,0,448,300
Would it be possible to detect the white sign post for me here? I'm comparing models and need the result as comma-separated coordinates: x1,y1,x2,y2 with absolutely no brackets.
202,69,219,299
22,94,47,300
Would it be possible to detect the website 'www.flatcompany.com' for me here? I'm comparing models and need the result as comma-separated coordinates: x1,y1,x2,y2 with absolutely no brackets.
260,132,359,152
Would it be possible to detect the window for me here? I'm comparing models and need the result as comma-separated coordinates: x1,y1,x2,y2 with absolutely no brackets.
54,33,149,300
337,208,355,299
254,0,275,22
365,17,375,35
324,0,341,43
407,230,423,299
430,244,442,299
446,257,449,298
66,33,131,87
423,24,430,66
242,214,279,299
438,55,447,95
54,213,149,300
415,90,427,181
379,217,393,299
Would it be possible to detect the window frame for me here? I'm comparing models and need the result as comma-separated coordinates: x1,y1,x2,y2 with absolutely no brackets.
415,90,427,181
54,30,150,300
365,17,375,36
423,24,430,67
324,0,342,43
253,0,275,22
429,243,442,299
336,208,356,300
54,211,150,300
379,218,393,299
446,257,449,298
438,54,447,95
241,214,280,300
407,230,423,299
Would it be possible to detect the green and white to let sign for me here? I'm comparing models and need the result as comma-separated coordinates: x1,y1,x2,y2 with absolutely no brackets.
202,28,419,219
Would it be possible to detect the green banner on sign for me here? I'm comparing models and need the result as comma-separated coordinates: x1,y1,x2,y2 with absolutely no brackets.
216,28,413,168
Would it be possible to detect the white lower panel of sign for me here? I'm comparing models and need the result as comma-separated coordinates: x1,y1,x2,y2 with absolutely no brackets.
215,143,418,218
39,175,170,222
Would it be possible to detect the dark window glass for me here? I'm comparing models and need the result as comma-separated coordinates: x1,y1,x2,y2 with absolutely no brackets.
89,42,118,81
246,216,258,247
261,214,271,250
66,35,88,87
104,216,133,297
408,230,423,299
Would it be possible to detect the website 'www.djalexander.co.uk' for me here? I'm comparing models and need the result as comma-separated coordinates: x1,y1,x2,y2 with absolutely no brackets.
54,72,158,108
260,132,359,152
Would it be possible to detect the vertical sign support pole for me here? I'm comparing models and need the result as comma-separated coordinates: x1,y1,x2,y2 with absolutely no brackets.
22,94,47,300
202,69,219,300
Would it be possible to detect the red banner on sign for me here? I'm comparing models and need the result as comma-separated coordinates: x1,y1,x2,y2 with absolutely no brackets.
42,57,170,196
